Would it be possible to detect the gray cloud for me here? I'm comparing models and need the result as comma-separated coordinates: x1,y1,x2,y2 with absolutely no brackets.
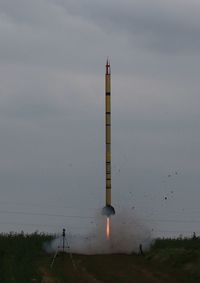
0,0,200,237
54,0,200,54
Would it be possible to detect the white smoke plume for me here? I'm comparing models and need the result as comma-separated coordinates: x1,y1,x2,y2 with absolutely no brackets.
44,209,152,255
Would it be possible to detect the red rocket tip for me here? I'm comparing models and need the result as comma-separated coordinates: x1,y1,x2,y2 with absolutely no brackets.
106,58,111,74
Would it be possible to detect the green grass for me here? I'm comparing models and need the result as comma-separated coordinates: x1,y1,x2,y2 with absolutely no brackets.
0,233,200,282
0,232,52,283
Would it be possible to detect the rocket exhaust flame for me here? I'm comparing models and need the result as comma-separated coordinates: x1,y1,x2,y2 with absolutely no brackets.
106,217,110,240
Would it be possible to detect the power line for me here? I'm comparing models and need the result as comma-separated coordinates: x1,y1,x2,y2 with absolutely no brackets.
0,221,94,229
0,200,99,211
0,210,95,219
1,207,200,231
141,218,200,224
0,209,200,224
157,229,200,234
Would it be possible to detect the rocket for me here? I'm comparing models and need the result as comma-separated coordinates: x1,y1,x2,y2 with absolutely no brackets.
102,60,115,217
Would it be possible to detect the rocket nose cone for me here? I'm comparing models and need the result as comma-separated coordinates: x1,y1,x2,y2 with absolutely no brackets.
106,59,111,75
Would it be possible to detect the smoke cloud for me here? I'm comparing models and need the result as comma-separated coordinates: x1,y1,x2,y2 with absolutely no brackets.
44,209,152,255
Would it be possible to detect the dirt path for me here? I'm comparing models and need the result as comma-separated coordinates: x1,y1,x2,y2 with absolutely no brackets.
76,259,104,283
39,255,181,283
130,263,178,283
40,267,57,283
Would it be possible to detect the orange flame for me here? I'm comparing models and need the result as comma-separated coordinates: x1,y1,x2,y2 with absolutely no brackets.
106,217,110,240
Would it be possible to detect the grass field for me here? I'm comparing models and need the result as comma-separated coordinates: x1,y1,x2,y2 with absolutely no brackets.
0,233,200,282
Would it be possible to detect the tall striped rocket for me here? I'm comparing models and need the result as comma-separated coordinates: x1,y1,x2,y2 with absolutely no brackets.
102,60,115,217
105,60,111,206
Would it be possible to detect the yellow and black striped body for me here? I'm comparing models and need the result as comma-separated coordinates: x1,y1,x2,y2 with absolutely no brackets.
105,62,111,206
102,61,115,217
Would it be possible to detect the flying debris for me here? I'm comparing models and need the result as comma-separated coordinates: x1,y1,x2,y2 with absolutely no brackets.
102,60,115,219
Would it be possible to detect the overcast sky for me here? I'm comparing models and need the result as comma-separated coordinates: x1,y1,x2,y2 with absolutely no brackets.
0,0,200,237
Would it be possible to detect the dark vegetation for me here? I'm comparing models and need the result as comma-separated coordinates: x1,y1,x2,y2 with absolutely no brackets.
0,232,52,283
0,233,200,282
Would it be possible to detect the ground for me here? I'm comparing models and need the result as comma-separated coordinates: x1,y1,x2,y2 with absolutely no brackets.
0,234,200,282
